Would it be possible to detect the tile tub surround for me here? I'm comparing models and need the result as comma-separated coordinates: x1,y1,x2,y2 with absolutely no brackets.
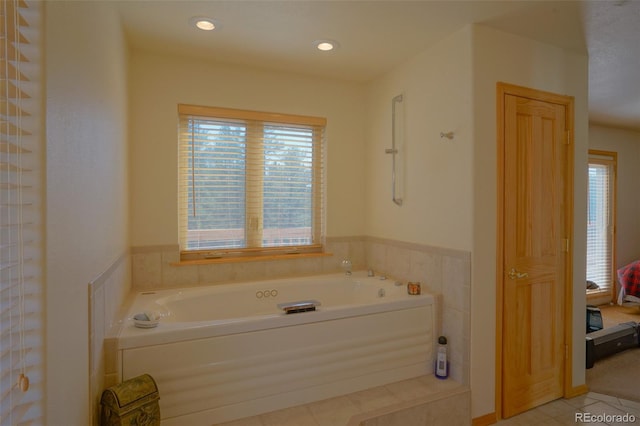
129,236,470,384
88,251,132,426
130,239,366,290
362,237,470,385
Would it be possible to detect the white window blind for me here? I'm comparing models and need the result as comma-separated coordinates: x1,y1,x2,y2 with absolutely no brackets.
178,105,325,258
1,0,44,424
586,151,616,299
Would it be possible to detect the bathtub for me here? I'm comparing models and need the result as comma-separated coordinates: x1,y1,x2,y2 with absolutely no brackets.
116,271,436,425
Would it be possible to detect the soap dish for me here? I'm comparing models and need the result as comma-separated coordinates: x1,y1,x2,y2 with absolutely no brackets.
133,312,160,328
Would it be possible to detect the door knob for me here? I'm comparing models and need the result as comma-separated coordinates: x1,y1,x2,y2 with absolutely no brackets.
508,268,529,280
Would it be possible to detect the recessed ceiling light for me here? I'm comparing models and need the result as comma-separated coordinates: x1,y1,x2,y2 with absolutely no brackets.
190,16,217,31
314,40,339,52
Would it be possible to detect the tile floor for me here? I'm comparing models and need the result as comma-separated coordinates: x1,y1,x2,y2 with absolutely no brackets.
215,375,465,426
496,392,640,426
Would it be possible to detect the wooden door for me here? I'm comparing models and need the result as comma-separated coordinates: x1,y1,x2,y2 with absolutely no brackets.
498,84,573,418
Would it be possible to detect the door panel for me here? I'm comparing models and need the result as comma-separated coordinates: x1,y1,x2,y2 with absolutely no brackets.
501,93,568,418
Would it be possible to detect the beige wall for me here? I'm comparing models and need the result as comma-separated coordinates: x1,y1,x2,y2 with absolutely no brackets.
128,50,368,247
364,22,590,419
365,27,474,251
588,125,640,267
471,25,589,418
45,2,130,424
364,24,593,419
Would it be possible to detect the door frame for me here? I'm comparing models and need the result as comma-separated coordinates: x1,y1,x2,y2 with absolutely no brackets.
495,82,575,420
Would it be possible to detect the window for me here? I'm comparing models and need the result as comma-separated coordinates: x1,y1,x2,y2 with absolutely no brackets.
586,150,616,300
178,105,326,260
1,0,44,423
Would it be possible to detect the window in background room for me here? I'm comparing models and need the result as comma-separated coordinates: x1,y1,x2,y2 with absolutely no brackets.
586,150,617,301
1,0,44,423
178,105,326,261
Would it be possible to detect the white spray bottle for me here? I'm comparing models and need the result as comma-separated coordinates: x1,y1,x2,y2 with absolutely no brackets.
435,335,449,379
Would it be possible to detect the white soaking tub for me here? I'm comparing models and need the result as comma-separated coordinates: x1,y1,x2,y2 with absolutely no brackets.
115,271,436,425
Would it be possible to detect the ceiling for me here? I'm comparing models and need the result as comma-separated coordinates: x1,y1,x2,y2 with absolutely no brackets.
116,0,640,131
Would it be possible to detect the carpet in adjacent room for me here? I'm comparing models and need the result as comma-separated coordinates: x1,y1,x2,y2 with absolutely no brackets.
586,347,640,402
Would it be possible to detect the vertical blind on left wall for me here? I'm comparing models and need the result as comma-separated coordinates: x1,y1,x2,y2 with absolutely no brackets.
1,0,44,424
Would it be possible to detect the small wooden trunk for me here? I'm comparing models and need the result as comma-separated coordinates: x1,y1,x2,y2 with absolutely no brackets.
100,374,160,426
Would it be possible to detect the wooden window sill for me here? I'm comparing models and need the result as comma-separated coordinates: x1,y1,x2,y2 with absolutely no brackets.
172,251,333,266
586,288,613,300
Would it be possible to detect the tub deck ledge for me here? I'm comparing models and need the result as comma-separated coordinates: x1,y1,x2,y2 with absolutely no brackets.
214,375,470,426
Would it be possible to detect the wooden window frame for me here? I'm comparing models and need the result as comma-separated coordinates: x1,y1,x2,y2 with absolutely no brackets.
177,104,326,263
586,149,617,302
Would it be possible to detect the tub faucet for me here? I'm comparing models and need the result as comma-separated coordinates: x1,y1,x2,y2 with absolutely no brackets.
341,259,352,276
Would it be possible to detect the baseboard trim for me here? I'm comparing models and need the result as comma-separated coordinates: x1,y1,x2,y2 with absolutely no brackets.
565,383,589,399
472,412,497,426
